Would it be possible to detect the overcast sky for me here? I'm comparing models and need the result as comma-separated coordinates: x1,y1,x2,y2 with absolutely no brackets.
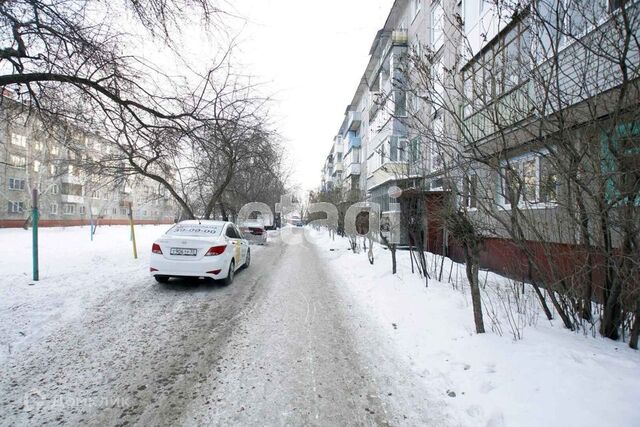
226,0,395,192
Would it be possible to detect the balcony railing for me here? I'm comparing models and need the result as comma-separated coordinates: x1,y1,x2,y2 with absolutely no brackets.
346,163,361,176
61,194,84,204
60,173,82,185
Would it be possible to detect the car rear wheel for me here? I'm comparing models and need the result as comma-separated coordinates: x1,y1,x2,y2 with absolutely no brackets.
155,275,169,283
221,260,235,286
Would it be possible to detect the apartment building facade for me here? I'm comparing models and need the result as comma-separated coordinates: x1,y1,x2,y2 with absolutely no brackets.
322,0,639,287
320,0,448,243
0,100,177,228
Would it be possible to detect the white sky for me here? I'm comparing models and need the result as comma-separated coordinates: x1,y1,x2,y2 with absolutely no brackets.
227,0,395,192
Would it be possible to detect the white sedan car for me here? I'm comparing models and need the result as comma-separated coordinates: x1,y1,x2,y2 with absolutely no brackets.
150,220,250,285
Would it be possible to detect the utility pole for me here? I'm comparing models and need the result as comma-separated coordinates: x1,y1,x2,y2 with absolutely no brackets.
32,188,39,281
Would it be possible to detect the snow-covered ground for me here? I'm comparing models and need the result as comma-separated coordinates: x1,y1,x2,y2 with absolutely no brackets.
0,224,172,361
305,228,640,427
1,224,638,426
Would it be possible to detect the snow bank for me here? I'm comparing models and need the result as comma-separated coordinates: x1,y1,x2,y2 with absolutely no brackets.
306,228,640,427
0,225,171,361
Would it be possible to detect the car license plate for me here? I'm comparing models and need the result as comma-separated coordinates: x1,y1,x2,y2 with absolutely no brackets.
170,248,197,256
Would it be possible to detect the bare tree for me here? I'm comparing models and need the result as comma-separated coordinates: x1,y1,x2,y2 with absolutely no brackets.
0,0,290,222
406,0,639,345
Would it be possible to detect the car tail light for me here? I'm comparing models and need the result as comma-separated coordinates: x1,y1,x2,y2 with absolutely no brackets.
205,245,227,256
250,227,264,235
207,269,222,275
152,243,163,254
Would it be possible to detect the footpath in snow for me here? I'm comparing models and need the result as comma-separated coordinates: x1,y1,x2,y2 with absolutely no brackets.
305,227,640,427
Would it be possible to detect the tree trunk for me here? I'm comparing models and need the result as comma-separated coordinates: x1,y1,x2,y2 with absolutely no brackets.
630,299,640,350
203,159,236,219
528,260,554,321
576,194,594,322
219,202,229,221
599,206,622,340
391,244,397,275
465,243,485,334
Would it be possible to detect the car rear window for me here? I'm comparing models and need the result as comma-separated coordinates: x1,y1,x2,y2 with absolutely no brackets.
168,224,222,236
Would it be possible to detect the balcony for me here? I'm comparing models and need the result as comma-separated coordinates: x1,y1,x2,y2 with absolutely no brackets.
60,173,82,185
345,135,361,150
346,111,362,131
346,163,361,176
392,30,408,46
61,194,84,204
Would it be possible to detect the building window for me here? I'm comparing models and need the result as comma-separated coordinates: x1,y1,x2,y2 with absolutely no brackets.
431,1,444,51
11,133,27,147
8,178,26,191
79,205,86,215
50,164,58,175
498,152,558,207
394,90,407,117
50,203,58,215
413,0,422,18
601,122,640,206
463,174,478,209
540,157,559,203
430,111,444,172
112,208,117,215
9,154,26,169
50,146,59,156
34,140,43,151
62,203,76,215
33,160,41,172
464,20,531,117
389,137,399,162
51,184,59,195
398,138,408,162
409,137,422,164
8,201,25,213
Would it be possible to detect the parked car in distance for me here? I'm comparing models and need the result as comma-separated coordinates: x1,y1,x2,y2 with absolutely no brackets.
150,220,250,285
239,222,267,245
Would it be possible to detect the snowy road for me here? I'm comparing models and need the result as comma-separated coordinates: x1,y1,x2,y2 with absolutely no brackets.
0,228,447,426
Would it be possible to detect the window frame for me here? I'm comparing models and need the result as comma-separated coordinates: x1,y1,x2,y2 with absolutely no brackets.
11,133,27,148
9,154,26,169
431,0,444,51
8,178,26,191
62,203,76,215
8,201,25,214
498,151,558,209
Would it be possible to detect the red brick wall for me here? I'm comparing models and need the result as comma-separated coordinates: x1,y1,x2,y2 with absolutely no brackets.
0,219,174,228
431,228,615,303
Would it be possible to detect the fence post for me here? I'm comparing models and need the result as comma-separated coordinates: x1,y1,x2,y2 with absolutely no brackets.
32,188,39,281
128,202,138,259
